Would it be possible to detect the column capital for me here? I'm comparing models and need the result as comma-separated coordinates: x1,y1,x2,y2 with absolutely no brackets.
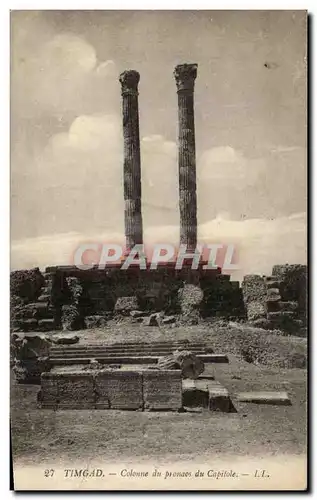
174,63,198,93
119,70,140,96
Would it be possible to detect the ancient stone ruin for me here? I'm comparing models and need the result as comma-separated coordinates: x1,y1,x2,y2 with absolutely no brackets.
11,64,249,333
242,264,307,335
10,64,307,412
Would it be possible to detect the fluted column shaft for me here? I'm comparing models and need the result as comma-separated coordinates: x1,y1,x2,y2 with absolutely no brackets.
174,64,198,252
119,70,143,252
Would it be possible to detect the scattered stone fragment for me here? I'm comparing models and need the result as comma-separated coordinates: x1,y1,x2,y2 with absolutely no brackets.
114,296,139,316
61,305,80,331
249,318,272,329
52,334,79,345
157,355,179,370
143,313,160,327
161,315,176,325
84,315,107,329
130,310,147,318
158,350,204,379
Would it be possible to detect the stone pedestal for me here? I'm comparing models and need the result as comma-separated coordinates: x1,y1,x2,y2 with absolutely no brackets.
119,70,143,254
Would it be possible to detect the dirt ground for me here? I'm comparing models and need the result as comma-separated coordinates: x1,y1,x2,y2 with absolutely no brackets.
10,323,307,467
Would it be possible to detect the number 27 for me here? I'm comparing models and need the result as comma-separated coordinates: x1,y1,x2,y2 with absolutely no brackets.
44,469,55,477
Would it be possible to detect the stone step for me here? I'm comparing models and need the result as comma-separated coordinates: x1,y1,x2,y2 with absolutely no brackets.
49,353,229,365
49,342,214,352
50,345,209,352
236,391,291,405
49,341,212,348
85,340,211,347
49,345,212,355
50,351,208,361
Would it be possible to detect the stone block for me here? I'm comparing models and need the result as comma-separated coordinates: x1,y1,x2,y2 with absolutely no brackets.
130,310,147,318
19,319,38,331
266,299,281,313
38,319,56,331
178,284,203,325
143,369,182,411
162,315,176,325
272,264,307,303
265,279,281,289
246,301,266,321
52,334,79,345
208,381,233,412
236,391,291,405
37,294,51,303
95,370,143,410
114,296,139,316
267,288,281,300
56,372,95,409
279,301,299,312
241,275,266,303
249,318,272,330
94,371,111,409
268,311,297,320
143,313,160,326
26,302,52,318
182,379,209,408
84,315,108,329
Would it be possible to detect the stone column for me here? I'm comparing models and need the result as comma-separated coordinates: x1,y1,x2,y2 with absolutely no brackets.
119,70,143,253
174,63,198,252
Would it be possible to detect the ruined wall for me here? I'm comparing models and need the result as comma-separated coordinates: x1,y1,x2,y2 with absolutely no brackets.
242,264,307,335
11,264,245,330
11,263,307,334
201,274,245,320
10,268,57,332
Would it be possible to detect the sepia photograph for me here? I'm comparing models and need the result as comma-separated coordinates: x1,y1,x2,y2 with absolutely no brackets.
10,9,308,491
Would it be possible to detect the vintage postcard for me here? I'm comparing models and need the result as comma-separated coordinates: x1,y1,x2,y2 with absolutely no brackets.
10,10,307,491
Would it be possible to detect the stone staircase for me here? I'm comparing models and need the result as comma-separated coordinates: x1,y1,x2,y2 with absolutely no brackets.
48,341,229,367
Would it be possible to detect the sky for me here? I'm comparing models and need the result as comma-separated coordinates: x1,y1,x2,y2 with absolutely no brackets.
10,10,307,278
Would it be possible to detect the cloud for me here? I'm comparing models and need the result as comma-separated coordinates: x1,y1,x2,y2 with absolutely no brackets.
270,145,302,154
11,212,307,281
198,146,265,184
197,144,306,222
11,113,181,240
10,12,306,268
11,26,118,121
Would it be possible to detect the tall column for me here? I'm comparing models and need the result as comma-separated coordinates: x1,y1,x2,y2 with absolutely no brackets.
174,63,198,252
119,70,143,253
